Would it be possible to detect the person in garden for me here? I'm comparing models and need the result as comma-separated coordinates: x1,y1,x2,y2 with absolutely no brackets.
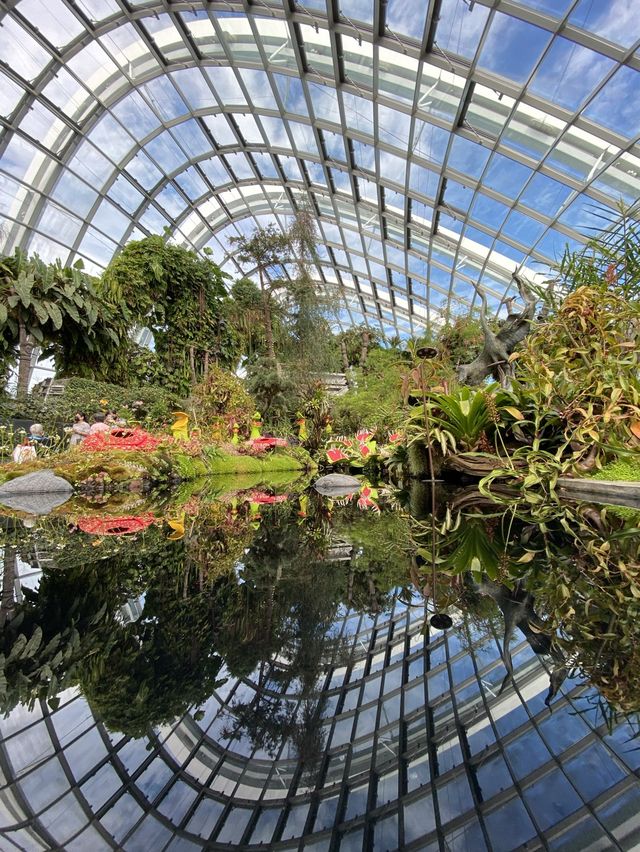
69,412,90,446
29,423,45,442
12,437,37,463
106,410,127,427
29,423,54,448
89,412,110,435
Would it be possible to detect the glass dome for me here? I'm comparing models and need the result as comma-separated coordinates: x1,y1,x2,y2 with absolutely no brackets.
0,0,638,338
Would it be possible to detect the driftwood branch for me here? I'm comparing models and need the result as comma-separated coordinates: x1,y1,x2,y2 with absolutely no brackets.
457,274,537,387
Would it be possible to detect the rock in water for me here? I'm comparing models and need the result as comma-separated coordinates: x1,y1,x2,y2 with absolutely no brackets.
0,470,73,515
314,473,361,496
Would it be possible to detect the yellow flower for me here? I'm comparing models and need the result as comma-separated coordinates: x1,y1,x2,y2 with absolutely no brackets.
99,398,109,406
91,538,103,547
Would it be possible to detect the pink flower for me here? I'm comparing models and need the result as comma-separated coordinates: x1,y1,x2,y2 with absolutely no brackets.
359,443,371,457
356,430,373,443
388,432,401,443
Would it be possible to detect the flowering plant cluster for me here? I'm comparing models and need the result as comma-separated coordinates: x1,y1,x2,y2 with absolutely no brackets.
325,430,377,467
166,432,206,457
82,428,162,453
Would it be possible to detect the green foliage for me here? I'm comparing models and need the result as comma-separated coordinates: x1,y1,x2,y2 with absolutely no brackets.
435,314,486,372
0,249,124,392
189,364,255,438
422,386,495,452
331,348,406,435
224,277,266,357
555,201,640,301
245,358,301,430
101,236,238,394
512,285,640,470
336,326,382,368
0,377,178,431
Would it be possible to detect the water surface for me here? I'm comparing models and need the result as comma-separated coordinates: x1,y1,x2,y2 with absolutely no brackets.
0,482,638,850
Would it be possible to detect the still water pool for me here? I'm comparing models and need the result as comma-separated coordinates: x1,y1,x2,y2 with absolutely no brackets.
0,479,639,850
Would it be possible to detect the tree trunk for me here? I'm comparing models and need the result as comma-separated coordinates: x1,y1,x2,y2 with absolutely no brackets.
17,321,33,396
360,330,370,370
259,268,276,362
340,338,351,387
1,545,17,628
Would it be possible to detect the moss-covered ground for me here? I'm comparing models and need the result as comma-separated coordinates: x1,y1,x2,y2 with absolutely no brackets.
0,443,316,490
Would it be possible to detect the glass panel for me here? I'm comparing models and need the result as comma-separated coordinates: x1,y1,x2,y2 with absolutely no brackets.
435,0,490,61
530,39,615,112
477,14,550,84
0,18,51,81
584,66,640,138
523,768,582,831
570,0,638,48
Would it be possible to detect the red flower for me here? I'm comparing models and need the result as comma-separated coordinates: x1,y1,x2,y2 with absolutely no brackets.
356,430,373,443
388,432,402,443
82,428,161,452
327,447,348,463
252,437,288,449
359,443,371,457
248,492,288,504
77,513,156,535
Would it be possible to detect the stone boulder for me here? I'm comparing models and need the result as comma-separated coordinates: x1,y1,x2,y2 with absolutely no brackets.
313,473,362,497
0,470,73,515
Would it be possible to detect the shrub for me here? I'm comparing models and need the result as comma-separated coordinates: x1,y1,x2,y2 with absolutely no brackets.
189,365,255,440
331,349,406,436
0,377,179,431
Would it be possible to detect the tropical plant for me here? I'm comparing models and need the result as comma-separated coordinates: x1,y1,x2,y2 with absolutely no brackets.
511,284,640,473
228,224,292,363
189,364,255,439
244,358,300,430
331,348,406,435
101,236,239,393
555,200,640,302
0,249,123,394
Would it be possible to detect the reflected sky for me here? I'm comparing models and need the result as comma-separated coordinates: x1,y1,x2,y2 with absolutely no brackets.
0,0,638,340
1,484,640,849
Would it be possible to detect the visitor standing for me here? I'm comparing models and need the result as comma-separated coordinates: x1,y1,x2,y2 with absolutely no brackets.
29,423,45,442
69,412,91,446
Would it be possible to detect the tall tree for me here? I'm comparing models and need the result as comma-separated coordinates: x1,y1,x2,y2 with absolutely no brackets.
228,224,290,362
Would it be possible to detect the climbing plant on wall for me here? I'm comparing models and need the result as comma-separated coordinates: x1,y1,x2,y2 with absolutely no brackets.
101,235,240,394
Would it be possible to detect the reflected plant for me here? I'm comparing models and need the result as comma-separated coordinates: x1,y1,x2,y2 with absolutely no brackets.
409,488,640,715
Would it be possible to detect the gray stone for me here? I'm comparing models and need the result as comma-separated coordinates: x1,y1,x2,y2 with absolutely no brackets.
0,491,72,515
0,470,73,496
0,470,73,515
313,473,362,496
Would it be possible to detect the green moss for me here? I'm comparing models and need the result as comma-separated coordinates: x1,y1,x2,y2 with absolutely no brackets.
0,444,315,492
202,448,313,475
592,458,640,482
602,504,640,523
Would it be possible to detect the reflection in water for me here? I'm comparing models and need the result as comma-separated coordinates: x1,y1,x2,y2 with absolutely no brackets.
0,484,639,849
